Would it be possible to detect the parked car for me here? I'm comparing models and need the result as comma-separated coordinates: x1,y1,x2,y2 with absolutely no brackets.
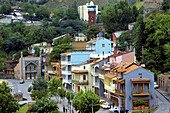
154,82,159,89
109,106,120,113
101,102,111,109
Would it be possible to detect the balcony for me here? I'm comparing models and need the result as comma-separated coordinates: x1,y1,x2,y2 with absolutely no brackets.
93,82,99,88
115,89,125,97
98,73,104,79
132,91,150,96
61,61,71,65
48,70,57,74
72,80,88,85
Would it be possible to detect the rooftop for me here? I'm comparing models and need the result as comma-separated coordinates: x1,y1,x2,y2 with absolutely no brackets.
71,70,88,74
104,73,117,78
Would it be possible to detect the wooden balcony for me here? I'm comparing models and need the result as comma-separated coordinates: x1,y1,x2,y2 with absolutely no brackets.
115,89,125,97
72,79,88,85
132,91,150,96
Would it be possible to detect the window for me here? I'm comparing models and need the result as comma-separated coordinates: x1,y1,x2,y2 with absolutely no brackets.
102,44,105,47
111,43,114,48
34,66,36,71
29,67,31,71
139,73,142,78
83,75,86,80
25,67,27,71
84,66,86,69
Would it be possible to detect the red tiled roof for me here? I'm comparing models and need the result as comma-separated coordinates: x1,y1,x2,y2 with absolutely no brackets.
104,73,117,78
87,37,103,43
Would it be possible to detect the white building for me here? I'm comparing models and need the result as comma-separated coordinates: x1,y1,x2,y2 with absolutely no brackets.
78,1,98,21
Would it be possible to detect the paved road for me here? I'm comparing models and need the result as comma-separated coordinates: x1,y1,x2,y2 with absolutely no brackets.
154,89,170,113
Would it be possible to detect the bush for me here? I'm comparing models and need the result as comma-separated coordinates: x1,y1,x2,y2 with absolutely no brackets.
28,86,33,92
134,100,146,107
19,80,25,84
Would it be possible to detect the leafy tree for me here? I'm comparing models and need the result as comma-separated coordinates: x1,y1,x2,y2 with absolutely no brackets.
53,8,65,18
31,89,49,99
72,89,101,113
65,8,78,19
117,31,133,51
21,2,36,13
65,91,75,102
143,15,170,74
134,15,147,62
162,0,170,12
51,17,60,27
57,86,66,98
34,46,40,56
32,77,48,90
3,35,25,53
86,25,99,41
0,82,20,113
35,7,50,20
0,2,12,15
48,76,62,96
28,97,59,113
101,1,138,34
50,43,73,62
0,36,4,49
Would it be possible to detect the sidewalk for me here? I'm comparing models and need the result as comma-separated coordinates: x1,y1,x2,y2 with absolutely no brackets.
156,88,170,102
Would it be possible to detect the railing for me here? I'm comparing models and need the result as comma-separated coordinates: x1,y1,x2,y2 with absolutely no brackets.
115,89,125,96
132,90,150,96
72,80,88,85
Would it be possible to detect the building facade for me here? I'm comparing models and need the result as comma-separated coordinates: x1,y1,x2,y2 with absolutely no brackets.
78,1,98,22
157,74,170,91
14,53,41,80
114,62,155,110
4,60,19,75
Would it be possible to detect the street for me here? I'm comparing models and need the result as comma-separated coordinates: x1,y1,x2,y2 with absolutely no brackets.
154,89,170,113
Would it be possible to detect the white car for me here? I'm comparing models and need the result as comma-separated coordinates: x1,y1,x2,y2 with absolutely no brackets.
101,102,110,109
109,106,120,112
154,82,159,89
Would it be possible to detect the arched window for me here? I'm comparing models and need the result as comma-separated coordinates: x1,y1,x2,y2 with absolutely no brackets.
25,67,27,71
29,67,31,71
34,66,36,71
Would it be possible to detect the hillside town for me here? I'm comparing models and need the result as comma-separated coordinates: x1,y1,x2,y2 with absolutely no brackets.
0,0,170,113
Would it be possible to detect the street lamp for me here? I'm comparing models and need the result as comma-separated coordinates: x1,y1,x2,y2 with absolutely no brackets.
104,92,120,113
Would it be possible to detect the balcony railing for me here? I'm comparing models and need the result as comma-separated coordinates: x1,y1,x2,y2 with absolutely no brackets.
132,90,150,96
48,70,57,74
115,89,125,97
72,80,88,85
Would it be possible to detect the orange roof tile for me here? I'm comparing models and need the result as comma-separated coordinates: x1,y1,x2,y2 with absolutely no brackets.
71,70,88,74
87,37,103,43
61,52,71,55
104,73,117,78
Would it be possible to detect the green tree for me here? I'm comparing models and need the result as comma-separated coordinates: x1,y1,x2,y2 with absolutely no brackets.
31,89,49,99
32,77,48,90
35,7,50,20
21,2,36,13
28,97,59,113
162,0,170,12
101,1,138,34
72,89,101,113
0,36,4,49
34,46,40,56
65,91,75,102
52,17,60,27
0,82,20,113
0,2,12,15
143,15,170,74
65,8,78,19
53,8,65,18
134,15,147,62
117,31,133,51
48,76,62,96
86,25,99,41
50,43,73,62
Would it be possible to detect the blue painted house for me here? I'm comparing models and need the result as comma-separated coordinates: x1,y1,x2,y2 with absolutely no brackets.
114,62,155,111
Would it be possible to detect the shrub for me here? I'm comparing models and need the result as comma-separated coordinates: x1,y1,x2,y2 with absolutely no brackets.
134,100,146,107
28,86,33,92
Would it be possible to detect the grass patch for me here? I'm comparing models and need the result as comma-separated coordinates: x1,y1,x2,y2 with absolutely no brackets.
16,104,28,113
132,107,157,113
134,1,144,9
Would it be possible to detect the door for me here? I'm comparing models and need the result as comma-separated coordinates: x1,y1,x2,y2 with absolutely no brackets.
121,98,125,109
138,84,143,93
95,87,99,96
25,74,27,79
30,74,32,79
34,73,36,79
78,86,80,92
